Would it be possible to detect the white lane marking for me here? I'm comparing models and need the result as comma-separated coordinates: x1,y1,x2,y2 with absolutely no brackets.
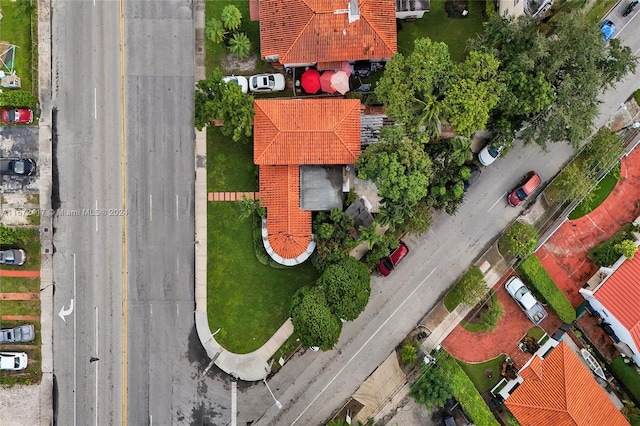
291,268,438,425
150,303,153,317
94,88,97,119
618,10,639,37
176,303,179,317
231,381,237,426
95,200,99,232
94,306,99,426
487,193,506,213
149,194,153,222
176,194,179,221
73,253,77,426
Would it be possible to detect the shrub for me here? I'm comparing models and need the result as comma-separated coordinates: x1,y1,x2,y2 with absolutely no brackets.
439,353,500,426
614,239,638,260
444,267,487,311
0,224,30,246
589,223,639,267
634,88,640,106
500,222,539,258
221,5,242,31
410,362,454,409
227,32,251,59
517,256,576,323
477,298,504,333
0,90,39,109
400,342,418,365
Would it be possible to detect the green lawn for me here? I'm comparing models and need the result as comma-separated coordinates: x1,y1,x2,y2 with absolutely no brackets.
456,354,506,394
568,167,619,220
610,355,640,405
207,202,319,353
204,0,271,75
1,228,41,271
0,0,35,93
206,126,319,354
0,299,40,316
397,0,487,61
0,277,40,293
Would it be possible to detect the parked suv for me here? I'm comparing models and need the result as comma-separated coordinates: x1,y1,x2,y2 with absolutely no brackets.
0,249,26,265
507,171,541,207
377,241,409,276
0,157,37,176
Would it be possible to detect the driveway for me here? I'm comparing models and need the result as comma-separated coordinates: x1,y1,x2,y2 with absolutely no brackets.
442,270,564,369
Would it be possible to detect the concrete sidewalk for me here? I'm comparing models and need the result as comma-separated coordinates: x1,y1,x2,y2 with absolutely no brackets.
192,3,291,381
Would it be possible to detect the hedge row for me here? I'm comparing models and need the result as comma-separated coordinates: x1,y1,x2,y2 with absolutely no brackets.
588,223,639,267
439,352,500,426
517,256,576,323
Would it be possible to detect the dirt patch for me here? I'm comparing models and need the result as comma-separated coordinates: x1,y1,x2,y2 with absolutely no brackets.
222,52,258,73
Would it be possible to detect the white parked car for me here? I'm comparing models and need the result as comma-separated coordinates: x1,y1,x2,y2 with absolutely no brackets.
0,352,28,371
249,73,286,93
478,144,503,166
505,277,548,325
222,75,249,94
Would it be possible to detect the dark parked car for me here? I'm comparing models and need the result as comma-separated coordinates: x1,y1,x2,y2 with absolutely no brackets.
377,241,409,276
0,157,36,176
507,171,541,207
1,107,34,124
0,324,35,343
0,249,26,265
463,164,481,192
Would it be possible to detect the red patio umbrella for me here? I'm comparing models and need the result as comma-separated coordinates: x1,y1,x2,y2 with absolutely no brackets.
319,71,336,94
301,69,321,94
330,70,350,95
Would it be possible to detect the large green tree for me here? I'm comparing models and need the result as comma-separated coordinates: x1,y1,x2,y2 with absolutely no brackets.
290,286,342,351
194,68,255,142
442,51,504,137
356,126,432,206
318,257,371,321
410,363,454,409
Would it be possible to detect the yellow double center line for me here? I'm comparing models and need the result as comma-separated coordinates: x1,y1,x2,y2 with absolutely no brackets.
119,0,129,423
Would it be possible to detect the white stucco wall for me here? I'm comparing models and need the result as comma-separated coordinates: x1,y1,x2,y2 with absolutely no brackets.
580,291,640,366
497,0,526,17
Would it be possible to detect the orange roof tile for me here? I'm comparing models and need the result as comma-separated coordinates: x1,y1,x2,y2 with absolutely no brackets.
259,0,396,66
506,341,629,426
259,166,313,260
254,98,361,262
254,99,361,165
594,254,640,351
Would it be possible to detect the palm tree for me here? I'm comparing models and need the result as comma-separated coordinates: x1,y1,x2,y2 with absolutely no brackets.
205,18,226,44
228,32,251,59
356,222,383,250
447,136,473,166
410,92,445,139
221,5,242,31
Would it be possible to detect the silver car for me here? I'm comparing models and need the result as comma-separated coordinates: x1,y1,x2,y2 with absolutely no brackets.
0,248,26,265
249,73,286,93
0,324,35,343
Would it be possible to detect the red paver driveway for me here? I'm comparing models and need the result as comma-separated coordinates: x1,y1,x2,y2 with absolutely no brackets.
442,270,563,369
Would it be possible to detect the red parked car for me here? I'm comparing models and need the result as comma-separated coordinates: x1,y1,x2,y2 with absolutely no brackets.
377,241,409,277
1,107,34,124
507,171,541,207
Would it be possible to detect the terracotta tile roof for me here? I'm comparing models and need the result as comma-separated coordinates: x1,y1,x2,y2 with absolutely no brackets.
254,98,361,262
254,99,361,165
259,0,396,66
506,341,629,426
594,254,640,351
259,166,313,259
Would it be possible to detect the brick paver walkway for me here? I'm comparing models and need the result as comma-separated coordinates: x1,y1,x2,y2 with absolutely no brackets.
0,293,39,300
208,191,259,202
0,269,41,278
1,315,40,321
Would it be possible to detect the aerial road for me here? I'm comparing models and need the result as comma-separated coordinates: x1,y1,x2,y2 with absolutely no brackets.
51,0,230,425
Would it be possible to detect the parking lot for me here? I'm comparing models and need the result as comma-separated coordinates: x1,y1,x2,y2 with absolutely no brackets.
0,125,39,195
